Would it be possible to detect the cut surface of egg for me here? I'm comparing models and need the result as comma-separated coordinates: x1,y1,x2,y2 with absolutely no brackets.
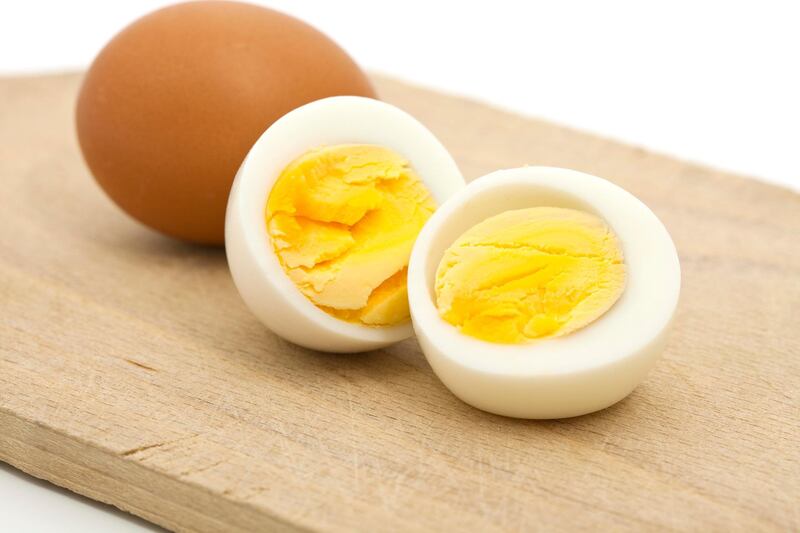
226,96,464,352
435,206,626,343
408,167,681,419
266,144,436,327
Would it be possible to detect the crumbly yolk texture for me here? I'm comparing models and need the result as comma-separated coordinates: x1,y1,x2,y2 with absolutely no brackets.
435,207,626,344
266,144,436,326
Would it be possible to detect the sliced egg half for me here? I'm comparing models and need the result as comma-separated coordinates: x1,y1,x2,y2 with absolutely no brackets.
407,167,681,419
226,97,465,352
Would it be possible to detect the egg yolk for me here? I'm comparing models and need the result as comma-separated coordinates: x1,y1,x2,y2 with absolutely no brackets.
435,207,626,344
266,144,436,326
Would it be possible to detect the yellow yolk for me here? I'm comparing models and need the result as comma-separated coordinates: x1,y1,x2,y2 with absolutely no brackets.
435,207,626,344
266,144,436,326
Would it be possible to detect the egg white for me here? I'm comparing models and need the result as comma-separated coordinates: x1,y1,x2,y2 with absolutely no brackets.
225,96,465,352
407,167,681,418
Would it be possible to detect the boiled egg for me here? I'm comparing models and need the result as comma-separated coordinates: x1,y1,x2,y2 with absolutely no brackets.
407,167,681,418
226,96,464,352
77,1,377,245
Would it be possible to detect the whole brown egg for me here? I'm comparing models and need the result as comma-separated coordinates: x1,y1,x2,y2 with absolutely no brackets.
76,1,376,244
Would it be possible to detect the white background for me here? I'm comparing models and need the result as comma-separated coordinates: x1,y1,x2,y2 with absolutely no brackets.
1,1,798,531
2,0,799,192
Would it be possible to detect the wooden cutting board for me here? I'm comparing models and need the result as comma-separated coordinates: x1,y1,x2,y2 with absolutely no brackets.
1,73,798,532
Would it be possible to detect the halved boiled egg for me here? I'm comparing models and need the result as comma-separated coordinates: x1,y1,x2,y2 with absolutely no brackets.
226,97,464,352
407,167,681,418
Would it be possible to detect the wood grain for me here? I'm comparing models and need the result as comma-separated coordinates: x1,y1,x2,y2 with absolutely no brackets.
1,73,798,532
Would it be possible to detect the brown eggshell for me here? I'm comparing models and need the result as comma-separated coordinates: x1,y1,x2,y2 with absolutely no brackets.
76,1,376,245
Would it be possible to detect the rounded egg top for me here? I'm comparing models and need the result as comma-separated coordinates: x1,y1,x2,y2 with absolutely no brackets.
77,1,376,244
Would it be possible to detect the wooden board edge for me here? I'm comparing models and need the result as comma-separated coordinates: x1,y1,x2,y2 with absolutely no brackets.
0,408,303,533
